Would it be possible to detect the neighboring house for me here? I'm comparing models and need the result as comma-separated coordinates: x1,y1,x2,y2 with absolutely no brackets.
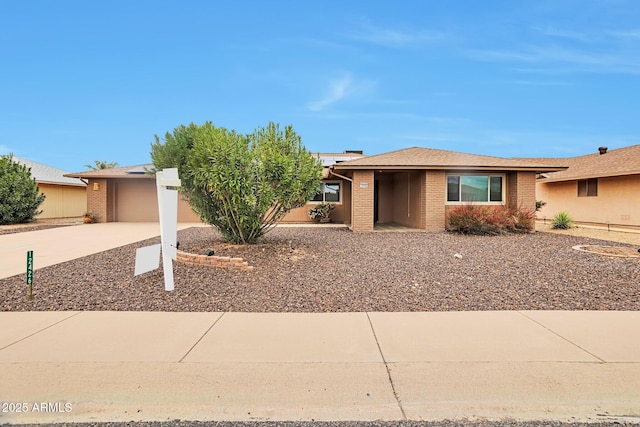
65,147,567,231
12,157,86,219
532,145,640,229
65,165,199,223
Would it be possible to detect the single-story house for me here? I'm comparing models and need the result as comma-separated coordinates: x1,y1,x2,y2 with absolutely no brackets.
66,147,566,232
12,157,86,219
532,145,640,229
323,147,566,232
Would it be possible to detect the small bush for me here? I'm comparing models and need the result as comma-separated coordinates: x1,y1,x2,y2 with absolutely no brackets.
447,205,535,235
551,211,573,229
308,202,335,222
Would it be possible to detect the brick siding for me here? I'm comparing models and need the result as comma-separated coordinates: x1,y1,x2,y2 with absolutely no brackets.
508,171,536,212
425,170,446,232
87,179,108,223
351,170,374,232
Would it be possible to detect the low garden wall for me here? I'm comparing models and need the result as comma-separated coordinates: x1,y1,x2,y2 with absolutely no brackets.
176,250,254,271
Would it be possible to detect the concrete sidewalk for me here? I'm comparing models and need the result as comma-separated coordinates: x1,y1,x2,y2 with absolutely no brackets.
0,222,202,279
0,311,639,424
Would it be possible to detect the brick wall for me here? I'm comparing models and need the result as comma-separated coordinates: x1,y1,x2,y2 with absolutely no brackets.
87,179,108,223
508,171,536,212
176,250,253,271
425,170,446,232
351,170,374,232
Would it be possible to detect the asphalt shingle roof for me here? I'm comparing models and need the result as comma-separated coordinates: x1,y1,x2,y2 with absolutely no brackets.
12,157,86,187
65,164,155,179
333,147,566,172
523,145,640,182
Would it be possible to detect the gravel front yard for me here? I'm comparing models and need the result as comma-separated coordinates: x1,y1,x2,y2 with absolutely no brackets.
1,227,639,312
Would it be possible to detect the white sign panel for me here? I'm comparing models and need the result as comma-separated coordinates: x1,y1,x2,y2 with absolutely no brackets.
134,244,161,276
134,168,181,291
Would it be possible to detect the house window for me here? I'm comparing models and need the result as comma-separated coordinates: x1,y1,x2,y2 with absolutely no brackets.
446,175,504,203
311,182,341,203
577,178,598,197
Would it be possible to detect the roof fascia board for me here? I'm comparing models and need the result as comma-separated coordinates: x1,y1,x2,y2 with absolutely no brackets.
36,180,86,187
538,170,640,183
333,165,568,172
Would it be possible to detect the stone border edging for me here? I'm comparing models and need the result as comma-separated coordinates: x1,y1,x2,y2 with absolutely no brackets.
572,244,640,258
176,250,254,271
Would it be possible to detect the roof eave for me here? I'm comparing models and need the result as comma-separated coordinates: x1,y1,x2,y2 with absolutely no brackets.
37,180,86,187
64,172,154,179
538,170,640,183
333,165,568,172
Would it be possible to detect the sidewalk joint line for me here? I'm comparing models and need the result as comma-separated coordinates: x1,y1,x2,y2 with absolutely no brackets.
366,312,407,420
0,311,82,351
517,311,606,363
179,312,226,362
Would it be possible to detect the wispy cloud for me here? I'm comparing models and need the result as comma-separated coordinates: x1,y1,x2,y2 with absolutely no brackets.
307,74,377,112
466,45,640,74
606,29,640,39
347,20,447,48
0,145,12,155
532,25,594,42
307,75,354,112
510,80,572,86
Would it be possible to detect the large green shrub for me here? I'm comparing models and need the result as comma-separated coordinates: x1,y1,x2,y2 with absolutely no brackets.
0,154,46,224
151,121,322,244
447,205,535,235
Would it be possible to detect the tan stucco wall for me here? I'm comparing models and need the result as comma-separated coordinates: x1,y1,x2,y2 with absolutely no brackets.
390,171,425,228
376,174,394,223
375,171,426,228
36,184,87,218
537,174,640,227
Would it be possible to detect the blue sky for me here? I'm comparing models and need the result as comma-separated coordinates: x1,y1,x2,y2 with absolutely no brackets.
1,0,639,172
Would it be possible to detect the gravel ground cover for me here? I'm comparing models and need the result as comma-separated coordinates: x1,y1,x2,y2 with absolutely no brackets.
1,227,639,312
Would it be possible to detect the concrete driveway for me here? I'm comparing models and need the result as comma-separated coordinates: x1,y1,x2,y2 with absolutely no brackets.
0,222,202,279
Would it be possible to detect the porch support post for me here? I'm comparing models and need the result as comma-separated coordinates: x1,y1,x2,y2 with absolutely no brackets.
351,170,374,232
425,170,446,232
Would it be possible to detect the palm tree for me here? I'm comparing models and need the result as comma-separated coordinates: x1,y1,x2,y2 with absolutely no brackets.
85,160,119,170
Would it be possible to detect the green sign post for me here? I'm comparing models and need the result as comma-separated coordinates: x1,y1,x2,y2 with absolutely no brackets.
26,250,33,300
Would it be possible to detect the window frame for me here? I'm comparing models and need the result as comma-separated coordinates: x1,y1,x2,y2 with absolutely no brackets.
577,178,598,197
445,173,506,205
310,181,342,204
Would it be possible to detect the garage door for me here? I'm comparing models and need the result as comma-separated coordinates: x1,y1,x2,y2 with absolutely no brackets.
116,180,159,222
115,179,201,222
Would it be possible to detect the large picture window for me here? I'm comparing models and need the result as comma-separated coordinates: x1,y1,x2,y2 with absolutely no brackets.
447,175,504,203
311,182,341,203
